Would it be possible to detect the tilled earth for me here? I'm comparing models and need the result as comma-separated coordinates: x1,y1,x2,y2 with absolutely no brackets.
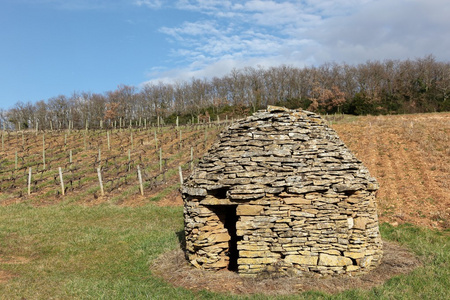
332,113,450,229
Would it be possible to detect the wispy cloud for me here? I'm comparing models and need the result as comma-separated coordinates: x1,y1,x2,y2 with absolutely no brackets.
175,0,234,12
134,0,162,9
140,0,450,84
159,20,222,39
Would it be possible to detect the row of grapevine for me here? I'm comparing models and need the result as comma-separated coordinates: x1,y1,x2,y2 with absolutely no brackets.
0,122,228,204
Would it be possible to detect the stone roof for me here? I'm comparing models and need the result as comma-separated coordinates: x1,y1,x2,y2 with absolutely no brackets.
182,106,378,200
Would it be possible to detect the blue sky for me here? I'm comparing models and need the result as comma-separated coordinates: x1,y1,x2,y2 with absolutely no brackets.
1,0,449,109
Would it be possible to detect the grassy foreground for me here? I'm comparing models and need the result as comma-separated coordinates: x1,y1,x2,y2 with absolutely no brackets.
0,203,448,299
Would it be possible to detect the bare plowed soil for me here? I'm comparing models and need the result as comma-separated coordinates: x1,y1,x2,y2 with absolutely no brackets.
332,113,450,229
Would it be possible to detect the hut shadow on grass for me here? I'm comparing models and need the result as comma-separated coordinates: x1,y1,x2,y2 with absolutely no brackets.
176,230,186,252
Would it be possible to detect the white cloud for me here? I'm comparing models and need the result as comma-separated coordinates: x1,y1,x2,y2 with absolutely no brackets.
134,0,162,9
308,0,450,62
175,0,233,12
144,0,450,84
159,20,222,38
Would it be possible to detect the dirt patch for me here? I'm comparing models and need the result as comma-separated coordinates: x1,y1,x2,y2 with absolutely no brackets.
0,256,31,284
155,188,183,207
0,270,14,284
0,256,31,264
151,240,421,296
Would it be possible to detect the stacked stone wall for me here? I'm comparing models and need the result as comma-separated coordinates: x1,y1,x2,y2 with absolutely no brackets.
182,106,383,277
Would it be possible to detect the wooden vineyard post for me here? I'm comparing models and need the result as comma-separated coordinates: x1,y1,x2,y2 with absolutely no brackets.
154,130,158,150
176,116,179,129
69,149,73,163
42,133,46,170
178,166,183,185
130,131,134,150
128,149,131,162
137,165,144,196
27,167,32,195
59,167,65,196
159,147,162,172
144,118,147,129
107,131,110,150
98,148,101,163
97,167,104,196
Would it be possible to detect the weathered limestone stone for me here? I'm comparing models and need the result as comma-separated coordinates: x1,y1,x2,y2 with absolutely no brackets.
182,186,207,197
285,254,318,265
353,217,369,230
344,251,365,259
346,265,360,272
209,232,231,243
318,253,353,267
240,250,280,258
236,205,264,216
209,257,229,268
238,257,280,265
182,106,383,277
283,198,312,205
359,255,374,268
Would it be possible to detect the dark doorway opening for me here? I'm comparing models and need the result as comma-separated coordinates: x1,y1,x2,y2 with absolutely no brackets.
209,205,241,271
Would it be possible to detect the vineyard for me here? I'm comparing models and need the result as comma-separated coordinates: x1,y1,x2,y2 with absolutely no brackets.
1,112,449,229
0,122,225,206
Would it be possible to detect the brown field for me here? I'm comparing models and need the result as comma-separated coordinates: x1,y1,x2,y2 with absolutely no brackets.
331,112,450,230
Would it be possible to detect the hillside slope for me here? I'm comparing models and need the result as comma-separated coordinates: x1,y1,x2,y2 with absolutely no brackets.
1,113,448,229
332,113,450,229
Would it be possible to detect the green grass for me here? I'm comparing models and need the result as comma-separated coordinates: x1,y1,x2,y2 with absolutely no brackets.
148,184,180,202
0,205,448,299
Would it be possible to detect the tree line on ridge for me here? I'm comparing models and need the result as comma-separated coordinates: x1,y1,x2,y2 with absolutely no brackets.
2,55,449,130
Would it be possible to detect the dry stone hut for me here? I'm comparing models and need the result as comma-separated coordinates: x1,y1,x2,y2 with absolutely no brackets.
182,106,382,277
